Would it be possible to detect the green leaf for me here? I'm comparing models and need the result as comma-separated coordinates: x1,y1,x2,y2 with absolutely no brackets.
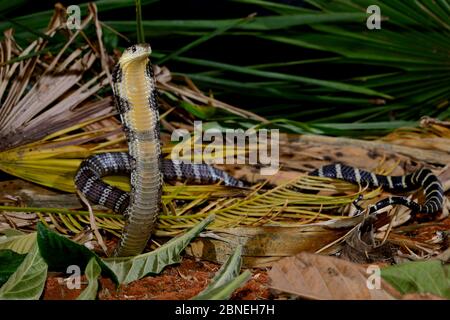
179,101,216,120
192,245,246,300
103,214,215,284
157,15,255,65
36,223,117,284
77,258,102,300
4,0,449,135
381,260,450,299
192,271,252,300
0,243,47,300
0,0,159,37
233,0,314,14
151,53,391,98
0,250,27,286
0,0,26,13
107,13,367,32
0,231,37,254
102,27,119,52
312,121,418,130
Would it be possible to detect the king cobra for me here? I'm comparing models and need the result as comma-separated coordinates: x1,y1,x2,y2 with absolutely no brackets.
75,45,443,256
309,163,444,215
74,44,243,257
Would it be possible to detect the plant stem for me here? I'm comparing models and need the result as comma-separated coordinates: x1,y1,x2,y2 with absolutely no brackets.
135,0,145,43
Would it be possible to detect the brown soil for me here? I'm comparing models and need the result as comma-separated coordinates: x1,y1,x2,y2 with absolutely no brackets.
42,256,271,300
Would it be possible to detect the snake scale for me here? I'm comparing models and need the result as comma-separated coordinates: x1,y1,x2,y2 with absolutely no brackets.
74,44,444,257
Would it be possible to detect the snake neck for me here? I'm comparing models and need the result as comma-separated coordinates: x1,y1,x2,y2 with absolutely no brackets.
113,57,162,257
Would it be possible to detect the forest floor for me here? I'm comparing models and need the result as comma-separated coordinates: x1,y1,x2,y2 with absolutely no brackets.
43,256,271,300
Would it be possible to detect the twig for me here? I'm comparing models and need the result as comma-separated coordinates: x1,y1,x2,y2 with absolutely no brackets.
76,190,108,255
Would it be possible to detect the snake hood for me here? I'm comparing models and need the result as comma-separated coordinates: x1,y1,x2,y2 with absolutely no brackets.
119,43,152,64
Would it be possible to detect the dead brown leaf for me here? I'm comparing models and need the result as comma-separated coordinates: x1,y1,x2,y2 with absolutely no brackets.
268,252,401,300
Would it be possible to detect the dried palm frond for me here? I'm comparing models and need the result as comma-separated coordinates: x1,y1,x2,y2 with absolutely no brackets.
382,119,450,153
1,172,379,237
0,116,124,192
0,5,114,152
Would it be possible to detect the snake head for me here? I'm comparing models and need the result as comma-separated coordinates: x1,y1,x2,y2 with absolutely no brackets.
120,43,152,64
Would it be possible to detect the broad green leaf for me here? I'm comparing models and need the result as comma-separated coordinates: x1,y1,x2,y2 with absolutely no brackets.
77,258,102,300
381,260,450,299
0,250,27,286
36,223,117,284
205,245,244,289
192,271,252,300
0,243,47,300
192,245,245,300
0,231,36,254
103,214,215,284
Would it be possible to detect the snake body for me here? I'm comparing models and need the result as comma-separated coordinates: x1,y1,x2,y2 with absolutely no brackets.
75,153,243,215
110,43,160,257
75,45,443,256
75,44,243,256
309,163,444,215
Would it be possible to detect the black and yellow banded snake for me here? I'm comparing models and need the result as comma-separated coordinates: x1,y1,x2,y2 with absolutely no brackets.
309,163,444,216
75,44,243,256
74,44,444,257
